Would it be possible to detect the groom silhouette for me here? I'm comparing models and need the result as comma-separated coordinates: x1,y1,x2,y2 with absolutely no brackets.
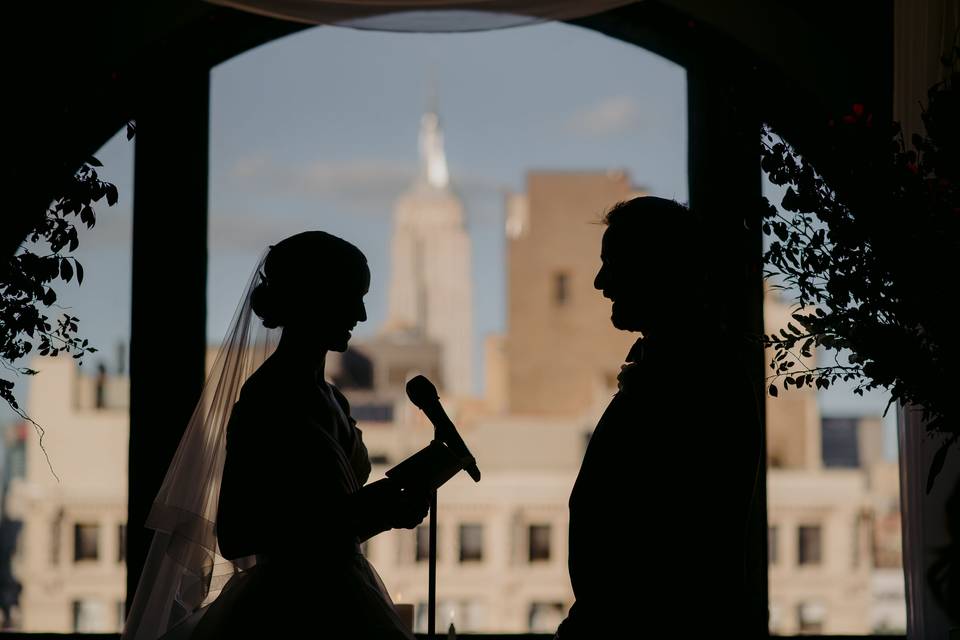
555,197,758,638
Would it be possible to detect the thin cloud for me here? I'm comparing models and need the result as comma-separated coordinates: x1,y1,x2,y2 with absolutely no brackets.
564,96,644,136
226,153,506,201
229,154,415,200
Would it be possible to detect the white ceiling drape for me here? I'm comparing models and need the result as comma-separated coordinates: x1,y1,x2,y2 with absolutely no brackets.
206,0,638,32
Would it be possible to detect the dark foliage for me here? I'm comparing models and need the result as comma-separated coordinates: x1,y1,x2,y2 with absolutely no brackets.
760,47,959,489
0,126,134,472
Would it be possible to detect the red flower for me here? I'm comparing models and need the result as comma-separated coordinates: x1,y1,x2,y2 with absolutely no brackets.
852,103,865,117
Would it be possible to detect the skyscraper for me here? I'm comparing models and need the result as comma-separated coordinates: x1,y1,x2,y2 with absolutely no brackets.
382,107,473,396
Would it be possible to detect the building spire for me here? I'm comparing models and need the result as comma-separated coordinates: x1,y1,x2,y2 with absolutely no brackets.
418,90,450,189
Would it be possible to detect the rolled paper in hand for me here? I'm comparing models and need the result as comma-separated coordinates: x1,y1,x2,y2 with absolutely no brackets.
394,603,415,632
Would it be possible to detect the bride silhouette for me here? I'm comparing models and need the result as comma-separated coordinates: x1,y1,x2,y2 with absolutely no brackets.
122,231,428,640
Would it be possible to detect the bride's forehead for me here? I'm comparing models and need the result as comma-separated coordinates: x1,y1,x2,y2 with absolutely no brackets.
326,269,369,293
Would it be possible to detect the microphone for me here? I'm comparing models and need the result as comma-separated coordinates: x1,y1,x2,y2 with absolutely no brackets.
405,375,481,482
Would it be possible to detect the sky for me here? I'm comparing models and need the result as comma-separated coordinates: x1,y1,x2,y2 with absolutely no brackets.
24,21,689,388
5,20,895,453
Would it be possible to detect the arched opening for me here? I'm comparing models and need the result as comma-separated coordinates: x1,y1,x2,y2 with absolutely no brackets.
125,17,771,636
205,22,686,633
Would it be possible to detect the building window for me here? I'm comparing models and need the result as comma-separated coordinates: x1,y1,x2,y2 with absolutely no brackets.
798,525,822,566
529,602,565,632
415,599,452,634
460,600,486,631
821,417,859,468
768,525,778,565
73,599,106,632
415,601,429,634
458,524,483,563
416,525,432,562
95,364,108,409
351,403,394,422
118,523,126,563
528,524,551,562
74,523,100,562
553,272,569,306
797,601,826,634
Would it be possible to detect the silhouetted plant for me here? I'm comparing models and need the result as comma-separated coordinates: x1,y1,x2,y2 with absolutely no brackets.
760,46,958,489
0,122,134,468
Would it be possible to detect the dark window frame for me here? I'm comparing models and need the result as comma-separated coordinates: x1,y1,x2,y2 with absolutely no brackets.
798,524,823,566
73,522,100,563
458,523,484,563
528,524,552,562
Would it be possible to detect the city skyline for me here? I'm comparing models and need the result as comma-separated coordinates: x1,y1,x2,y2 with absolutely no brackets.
3,20,890,436
7,22,686,409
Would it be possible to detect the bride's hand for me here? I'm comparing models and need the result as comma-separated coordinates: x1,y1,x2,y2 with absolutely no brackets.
389,484,431,530
352,478,430,538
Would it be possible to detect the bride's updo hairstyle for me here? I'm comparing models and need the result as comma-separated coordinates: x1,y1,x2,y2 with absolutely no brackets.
251,231,368,329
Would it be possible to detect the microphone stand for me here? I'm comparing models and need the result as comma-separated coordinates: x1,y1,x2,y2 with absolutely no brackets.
428,481,438,640
403,376,480,639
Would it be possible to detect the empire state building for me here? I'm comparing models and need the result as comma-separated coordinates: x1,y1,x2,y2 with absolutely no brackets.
382,107,473,396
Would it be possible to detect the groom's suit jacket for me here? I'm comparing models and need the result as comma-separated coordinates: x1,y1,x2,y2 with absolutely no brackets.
557,337,761,638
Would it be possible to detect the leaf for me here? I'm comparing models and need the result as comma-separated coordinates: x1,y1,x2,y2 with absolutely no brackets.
105,184,119,207
75,261,84,285
60,258,73,282
87,157,103,167
80,206,95,228
768,384,778,397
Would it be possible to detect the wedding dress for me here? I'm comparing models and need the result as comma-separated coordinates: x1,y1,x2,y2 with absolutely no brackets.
121,252,414,640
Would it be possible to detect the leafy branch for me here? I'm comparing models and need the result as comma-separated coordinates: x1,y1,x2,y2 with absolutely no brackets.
0,121,135,475
759,45,959,489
